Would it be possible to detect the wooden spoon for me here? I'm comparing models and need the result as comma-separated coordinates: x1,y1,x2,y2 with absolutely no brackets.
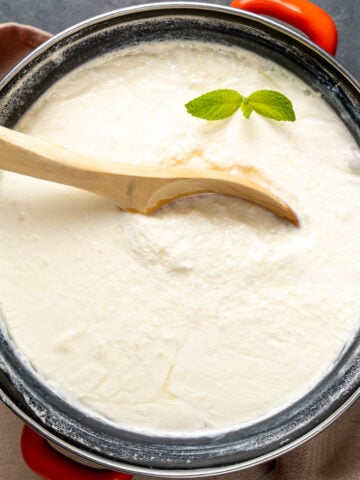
0,126,299,225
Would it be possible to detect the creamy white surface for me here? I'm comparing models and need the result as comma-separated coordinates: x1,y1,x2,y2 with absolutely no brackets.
1,41,360,434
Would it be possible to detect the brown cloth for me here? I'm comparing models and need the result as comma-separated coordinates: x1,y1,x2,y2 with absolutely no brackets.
0,22,359,480
0,22,51,77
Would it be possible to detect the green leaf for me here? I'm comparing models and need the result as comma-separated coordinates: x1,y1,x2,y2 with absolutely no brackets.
185,89,243,121
247,90,296,122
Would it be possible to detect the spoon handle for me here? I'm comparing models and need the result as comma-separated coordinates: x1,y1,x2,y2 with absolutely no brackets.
0,125,141,206
0,125,109,186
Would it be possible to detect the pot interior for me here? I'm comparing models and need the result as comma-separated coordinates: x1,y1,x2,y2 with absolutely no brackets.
0,4,359,475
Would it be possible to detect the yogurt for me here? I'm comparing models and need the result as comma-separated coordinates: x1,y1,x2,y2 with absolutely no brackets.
1,41,359,434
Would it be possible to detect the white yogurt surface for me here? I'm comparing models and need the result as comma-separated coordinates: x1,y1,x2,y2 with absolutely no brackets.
1,41,360,434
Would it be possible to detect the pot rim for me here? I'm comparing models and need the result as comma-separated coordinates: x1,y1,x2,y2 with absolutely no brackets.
0,2,359,476
1,387,358,478
1,2,359,94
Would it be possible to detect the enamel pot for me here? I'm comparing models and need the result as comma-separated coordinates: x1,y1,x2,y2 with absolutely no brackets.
0,1,359,478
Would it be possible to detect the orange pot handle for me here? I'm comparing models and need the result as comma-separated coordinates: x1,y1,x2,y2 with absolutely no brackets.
229,0,338,55
21,426,133,480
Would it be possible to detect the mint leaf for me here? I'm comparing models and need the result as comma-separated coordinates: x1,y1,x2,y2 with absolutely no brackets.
185,89,243,120
247,90,296,121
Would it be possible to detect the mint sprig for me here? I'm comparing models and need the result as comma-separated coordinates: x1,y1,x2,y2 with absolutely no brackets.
185,89,296,122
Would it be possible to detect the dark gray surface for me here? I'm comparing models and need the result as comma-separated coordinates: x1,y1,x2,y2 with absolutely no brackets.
0,0,359,79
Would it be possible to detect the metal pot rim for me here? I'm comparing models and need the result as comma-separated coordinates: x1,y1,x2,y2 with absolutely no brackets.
1,2,359,94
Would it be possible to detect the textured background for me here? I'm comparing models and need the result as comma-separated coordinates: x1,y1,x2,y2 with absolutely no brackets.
0,0,359,478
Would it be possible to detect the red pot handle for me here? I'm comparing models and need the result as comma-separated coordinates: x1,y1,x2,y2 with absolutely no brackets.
21,426,133,480
229,0,338,55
